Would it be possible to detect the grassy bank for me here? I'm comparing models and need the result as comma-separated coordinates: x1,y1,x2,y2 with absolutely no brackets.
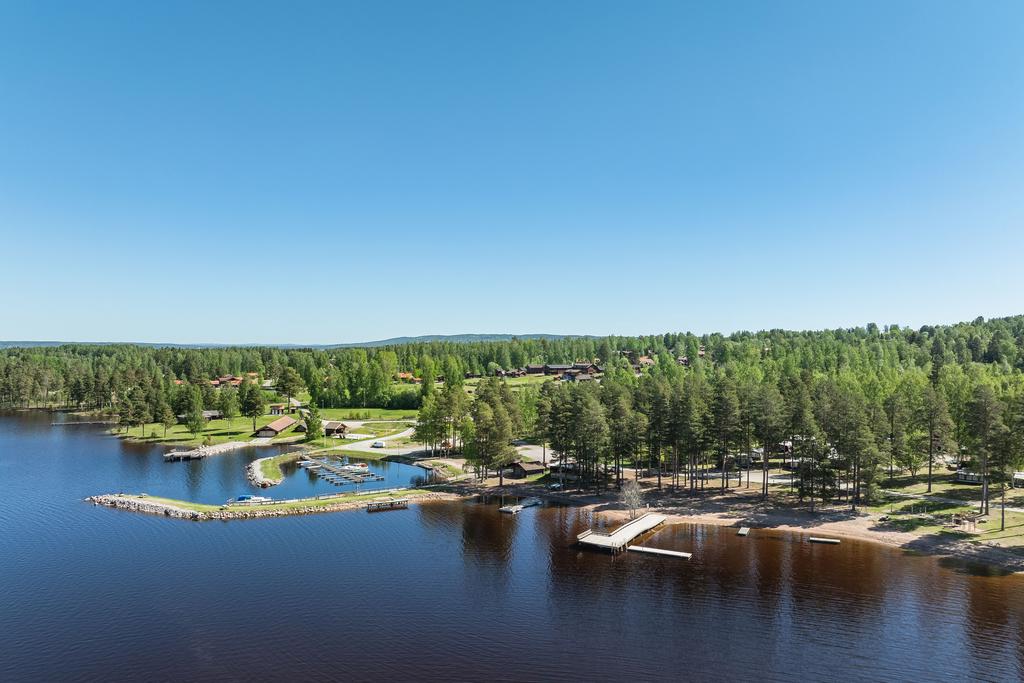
109,415,303,447
258,451,306,481
117,489,434,514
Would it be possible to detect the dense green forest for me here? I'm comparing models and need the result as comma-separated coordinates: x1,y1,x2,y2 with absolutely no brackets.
3,315,1024,510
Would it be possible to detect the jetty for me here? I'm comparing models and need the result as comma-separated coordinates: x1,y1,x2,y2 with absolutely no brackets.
577,512,667,553
627,545,691,559
809,536,841,545
367,498,408,512
164,441,251,462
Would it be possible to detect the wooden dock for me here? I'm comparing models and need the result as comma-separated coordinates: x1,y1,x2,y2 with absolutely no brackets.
307,458,385,484
627,545,691,559
737,527,750,537
366,498,408,512
577,512,667,553
809,536,841,544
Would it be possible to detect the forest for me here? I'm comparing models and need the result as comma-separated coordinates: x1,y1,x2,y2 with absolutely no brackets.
3,315,1024,510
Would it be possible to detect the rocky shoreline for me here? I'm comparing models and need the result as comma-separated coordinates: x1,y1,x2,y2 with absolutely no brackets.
86,491,459,521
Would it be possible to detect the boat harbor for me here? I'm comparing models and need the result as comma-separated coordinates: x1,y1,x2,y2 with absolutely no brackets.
577,512,668,553
299,457,386,486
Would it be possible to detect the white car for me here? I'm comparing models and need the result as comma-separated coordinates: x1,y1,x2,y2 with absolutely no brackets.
371,441,386,449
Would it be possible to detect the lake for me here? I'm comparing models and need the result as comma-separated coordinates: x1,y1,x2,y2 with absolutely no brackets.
1,410,1022,681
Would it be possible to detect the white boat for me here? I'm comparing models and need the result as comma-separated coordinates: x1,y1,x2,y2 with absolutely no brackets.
500,504,525,515
227,494,271,504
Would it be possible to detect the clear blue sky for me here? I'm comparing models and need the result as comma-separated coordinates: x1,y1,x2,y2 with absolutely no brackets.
2,1,1022,344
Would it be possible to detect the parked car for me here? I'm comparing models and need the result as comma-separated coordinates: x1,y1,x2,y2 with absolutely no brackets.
548,483,562,491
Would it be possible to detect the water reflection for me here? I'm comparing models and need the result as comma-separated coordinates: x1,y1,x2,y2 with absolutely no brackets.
2,411,1024,681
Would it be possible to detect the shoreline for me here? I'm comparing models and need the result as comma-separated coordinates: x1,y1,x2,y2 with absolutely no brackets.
577,495,1024,575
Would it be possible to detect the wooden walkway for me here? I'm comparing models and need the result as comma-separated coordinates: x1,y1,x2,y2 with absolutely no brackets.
577,512,667,553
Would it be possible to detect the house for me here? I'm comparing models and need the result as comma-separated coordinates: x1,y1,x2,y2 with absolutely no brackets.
544,364,573,375
324,421,348,437
261,379,275,390
397,372,415,381
175,409,223,422
677,355,690,367
525,364,545,375
464,371,482,379
254,416,296,438
270,399,303,415
509,461,547,479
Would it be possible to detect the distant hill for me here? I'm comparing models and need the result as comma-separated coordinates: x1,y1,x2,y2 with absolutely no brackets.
0,334,590,350
329,334,590,348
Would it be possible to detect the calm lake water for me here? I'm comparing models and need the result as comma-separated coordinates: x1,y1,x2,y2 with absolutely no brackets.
1,410,1023,681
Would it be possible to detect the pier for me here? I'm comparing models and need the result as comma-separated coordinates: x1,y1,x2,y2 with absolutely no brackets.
577,512,667,553
366,498,408,512
809,536,841,545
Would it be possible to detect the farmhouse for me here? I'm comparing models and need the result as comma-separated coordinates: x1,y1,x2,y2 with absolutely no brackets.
254,416,296,438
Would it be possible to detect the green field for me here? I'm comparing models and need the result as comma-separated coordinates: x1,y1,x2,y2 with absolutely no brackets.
110,415,302,447
320,408,418,420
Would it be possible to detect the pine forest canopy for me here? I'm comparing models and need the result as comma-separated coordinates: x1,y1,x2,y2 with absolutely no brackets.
4,315,1024,513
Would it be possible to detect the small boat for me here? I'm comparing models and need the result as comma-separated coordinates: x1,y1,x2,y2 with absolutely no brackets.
500,504,525,514
227,494,271,504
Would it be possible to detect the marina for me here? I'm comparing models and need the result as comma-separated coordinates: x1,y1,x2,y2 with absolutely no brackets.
299,457,386,485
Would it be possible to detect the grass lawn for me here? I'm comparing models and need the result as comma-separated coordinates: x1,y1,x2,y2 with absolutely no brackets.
259,451,306,481
320,408,418,421
463,374,553,394
111,416,284,447
345,421,414,437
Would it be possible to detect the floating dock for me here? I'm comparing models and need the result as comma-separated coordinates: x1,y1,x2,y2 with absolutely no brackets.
366,498,408,512
627,545,691,559
306,458,385,485
738,527,750,537
809,536,841,545
577,513,667,553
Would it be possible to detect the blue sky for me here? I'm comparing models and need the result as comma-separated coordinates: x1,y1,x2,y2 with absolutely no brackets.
1,1,1022,344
